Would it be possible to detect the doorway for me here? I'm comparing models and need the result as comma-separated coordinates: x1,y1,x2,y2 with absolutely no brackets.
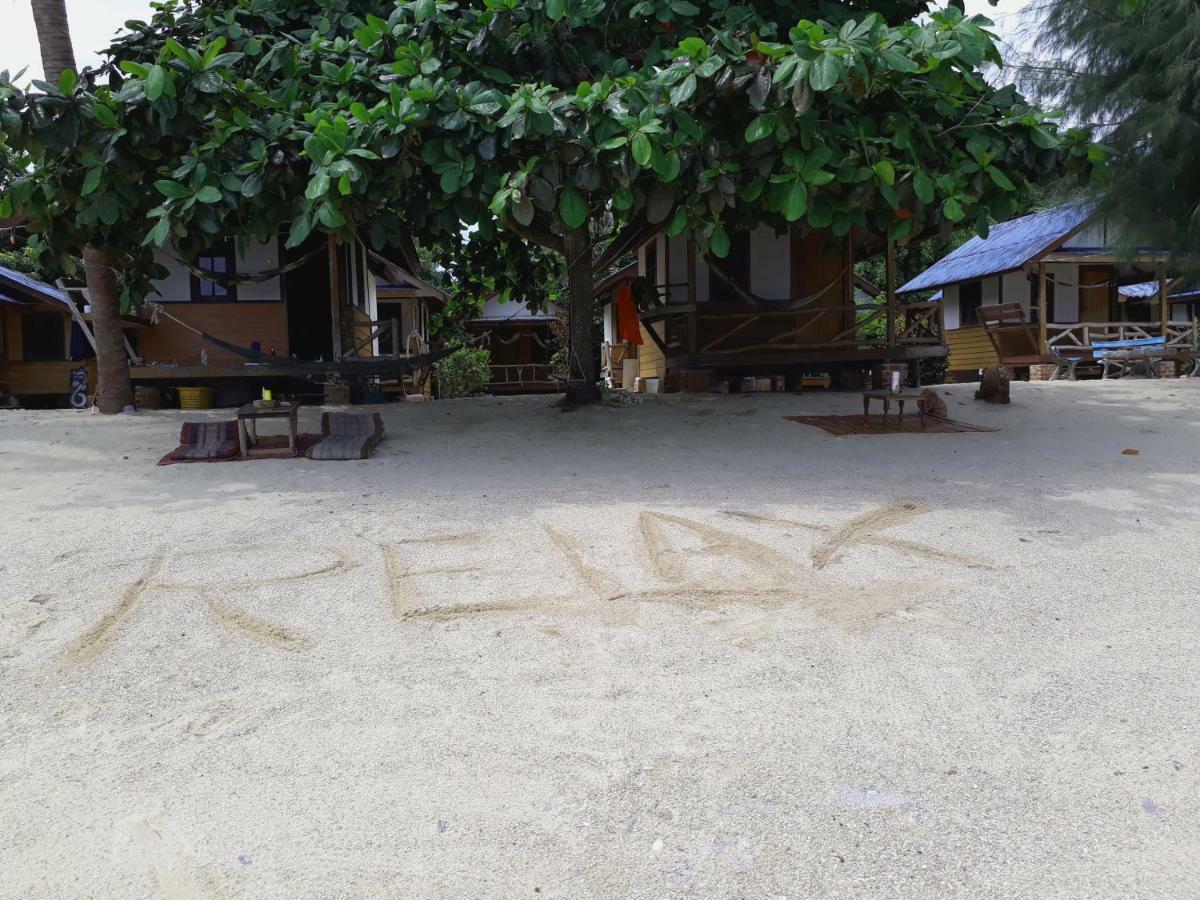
1078,265,1113,323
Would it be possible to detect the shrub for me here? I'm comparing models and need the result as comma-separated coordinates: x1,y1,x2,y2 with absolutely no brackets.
435,346,492,399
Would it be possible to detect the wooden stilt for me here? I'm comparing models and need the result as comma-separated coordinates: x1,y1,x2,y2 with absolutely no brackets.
1037,262,1048,354
686,237,698,356
328,233,343,361
885,239,897,351
1158,261,1169,337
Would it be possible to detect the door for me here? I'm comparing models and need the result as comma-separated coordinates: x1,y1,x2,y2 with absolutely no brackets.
1078,265,1113,323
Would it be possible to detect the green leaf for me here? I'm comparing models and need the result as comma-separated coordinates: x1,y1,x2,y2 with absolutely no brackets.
631,133,652,167
317,203,347,228
306,171,331,200
809,54,840,92
942,197,965,222
195,186,223,204
558,184,588,229
146,216,172,248
146,65,167,102
745,115,776,143
92,104,118,127
782,179,808,221
59,69,77,94
913,170,934,204
286,216,312,249
986,166,1016,191
873,160,895,186
338,174,353,196
665,206,688,237
154,180,190,201
81,168,102,197
1030,126,1060,149
670,73,697,106
709,225,731,258
546,0,566,21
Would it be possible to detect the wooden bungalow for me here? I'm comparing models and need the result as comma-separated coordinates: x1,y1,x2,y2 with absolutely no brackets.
596,223,945,391
0,233,446,408
465,295,563,394
900,202,1197,379
0,265,96,406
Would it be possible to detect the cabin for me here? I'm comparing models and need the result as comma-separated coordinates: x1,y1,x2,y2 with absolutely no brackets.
900,202,1197,379
465,295,562,394
597,222,945,392
1,234,449,408
0,265,95,407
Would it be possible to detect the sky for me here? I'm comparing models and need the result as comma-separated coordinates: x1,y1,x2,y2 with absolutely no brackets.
1,0,1035,83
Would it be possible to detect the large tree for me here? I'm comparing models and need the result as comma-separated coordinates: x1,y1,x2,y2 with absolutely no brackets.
1017,0,1199,270
1,1,1102,405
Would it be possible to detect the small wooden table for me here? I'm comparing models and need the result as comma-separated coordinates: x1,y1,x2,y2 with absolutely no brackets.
862,389,927,429
236,401,300,457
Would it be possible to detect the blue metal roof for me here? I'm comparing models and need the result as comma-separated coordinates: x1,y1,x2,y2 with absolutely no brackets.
1118,281,1200,301
0,264,68,306
899,201,1097,294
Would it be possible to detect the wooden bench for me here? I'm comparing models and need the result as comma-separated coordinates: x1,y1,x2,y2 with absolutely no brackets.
977,303,1048,367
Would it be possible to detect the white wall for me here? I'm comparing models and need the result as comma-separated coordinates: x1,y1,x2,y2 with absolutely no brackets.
153,238,283,303
749,226,791,301
1047,263,1079,322
1063,220,1108,249
943,284,960,330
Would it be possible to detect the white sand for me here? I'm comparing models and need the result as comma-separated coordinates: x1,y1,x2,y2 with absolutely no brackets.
2,380,1199,897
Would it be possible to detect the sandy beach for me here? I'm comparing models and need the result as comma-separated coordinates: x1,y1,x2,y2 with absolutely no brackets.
1,379,1198,897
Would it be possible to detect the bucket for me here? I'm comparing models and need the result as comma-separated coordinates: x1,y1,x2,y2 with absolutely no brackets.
178,387,214,410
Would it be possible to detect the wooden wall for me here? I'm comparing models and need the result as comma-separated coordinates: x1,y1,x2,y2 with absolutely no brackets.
2,359,95,396
140,303,288,366
637,324,665,379
791,231,852,345
946,325,999,372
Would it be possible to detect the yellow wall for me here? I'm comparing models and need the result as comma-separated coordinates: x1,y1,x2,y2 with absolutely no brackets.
947,326,999,371
637,324,665,379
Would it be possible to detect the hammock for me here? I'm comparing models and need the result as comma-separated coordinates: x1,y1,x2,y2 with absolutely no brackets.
707,260,849,311
146,302,457,378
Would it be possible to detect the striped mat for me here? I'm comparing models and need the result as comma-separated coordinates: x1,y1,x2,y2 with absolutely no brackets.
785,415,999,436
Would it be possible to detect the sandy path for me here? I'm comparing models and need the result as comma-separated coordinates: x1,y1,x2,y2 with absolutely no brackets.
1,380,1198,897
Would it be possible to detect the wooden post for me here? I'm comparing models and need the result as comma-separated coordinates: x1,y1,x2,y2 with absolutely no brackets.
686,236,698,356
391,318,401,359
328,233,343,360
1158,260,1169,337
885,239,897,350
1037,262,1048,355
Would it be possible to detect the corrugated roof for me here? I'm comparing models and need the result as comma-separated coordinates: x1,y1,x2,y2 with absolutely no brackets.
0,264,68,306
1118,280,1200,301
899,201,1096,294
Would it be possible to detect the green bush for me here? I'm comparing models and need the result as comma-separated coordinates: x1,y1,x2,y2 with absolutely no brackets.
435,346,492,399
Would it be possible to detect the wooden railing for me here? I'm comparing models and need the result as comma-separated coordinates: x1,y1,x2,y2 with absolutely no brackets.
485,363,561,389
1046,321,1199,351
693,300,943,355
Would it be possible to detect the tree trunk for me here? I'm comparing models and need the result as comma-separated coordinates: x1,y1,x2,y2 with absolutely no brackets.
562,226,598,405
32,4,132,413
84,245,133,413
31,0,76,84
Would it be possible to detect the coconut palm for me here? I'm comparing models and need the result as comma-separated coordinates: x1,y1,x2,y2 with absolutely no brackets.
31,0,76,83
29,0,133,413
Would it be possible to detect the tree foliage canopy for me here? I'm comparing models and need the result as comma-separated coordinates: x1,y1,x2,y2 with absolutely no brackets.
1018,0,1198,270
0,0,1103,311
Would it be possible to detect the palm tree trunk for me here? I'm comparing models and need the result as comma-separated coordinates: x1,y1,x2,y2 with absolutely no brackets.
31,0,76,85
32,1,133,412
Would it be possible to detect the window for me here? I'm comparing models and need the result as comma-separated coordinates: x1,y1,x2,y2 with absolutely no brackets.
190,239,238,301
710,230,752,304
1028,275,1056,324
21,312,65,361
959,280,983,325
